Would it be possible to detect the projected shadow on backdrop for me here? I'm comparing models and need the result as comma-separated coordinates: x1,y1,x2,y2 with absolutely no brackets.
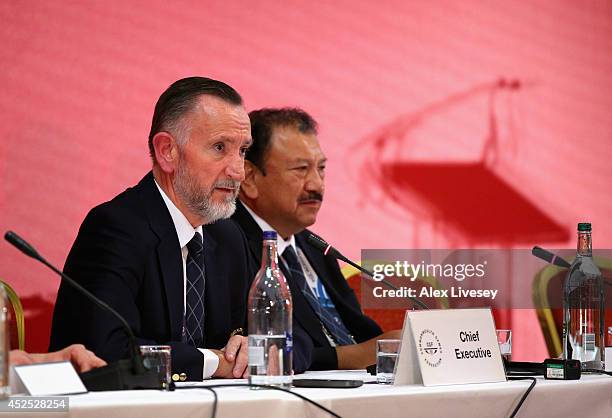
356,78,569,247
351,79,571,330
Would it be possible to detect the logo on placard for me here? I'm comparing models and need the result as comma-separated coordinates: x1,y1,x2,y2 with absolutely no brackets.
418,329,443,367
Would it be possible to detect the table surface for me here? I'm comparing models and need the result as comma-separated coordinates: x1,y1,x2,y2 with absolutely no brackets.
3,370,612,418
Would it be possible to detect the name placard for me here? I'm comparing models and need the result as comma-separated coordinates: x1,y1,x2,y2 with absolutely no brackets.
13,361,87,396
394,308,506,386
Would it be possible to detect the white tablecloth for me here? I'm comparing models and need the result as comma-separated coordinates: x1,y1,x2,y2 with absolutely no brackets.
5,370,612,418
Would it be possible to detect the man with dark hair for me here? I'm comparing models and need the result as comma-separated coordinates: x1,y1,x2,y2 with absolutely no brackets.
232,107,399,370
50,78,310,381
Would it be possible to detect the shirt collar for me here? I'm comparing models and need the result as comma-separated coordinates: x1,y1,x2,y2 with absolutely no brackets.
241,200,296,256
155,179,203,248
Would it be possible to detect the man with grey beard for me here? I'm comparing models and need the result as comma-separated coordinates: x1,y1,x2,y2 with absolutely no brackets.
50,77,311,381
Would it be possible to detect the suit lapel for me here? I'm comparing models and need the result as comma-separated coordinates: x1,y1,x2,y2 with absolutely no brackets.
157,236,184,340
201,227,228,347
139,172,184,340
233,201,263,262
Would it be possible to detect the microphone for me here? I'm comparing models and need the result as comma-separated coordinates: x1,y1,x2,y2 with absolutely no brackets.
307,233,367,274
4,230,160,391
531,246,571,268
306,233,428,310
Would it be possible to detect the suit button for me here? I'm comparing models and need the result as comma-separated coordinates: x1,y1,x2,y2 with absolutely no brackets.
179,373,187,381
172,373,180,382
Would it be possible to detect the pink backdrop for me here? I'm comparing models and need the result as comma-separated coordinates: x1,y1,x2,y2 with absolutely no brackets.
1,0,611,360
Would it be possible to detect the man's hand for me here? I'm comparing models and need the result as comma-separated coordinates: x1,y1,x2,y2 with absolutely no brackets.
9,350,35,366
212,335,249,378
10,344,107,373
336,329,402,370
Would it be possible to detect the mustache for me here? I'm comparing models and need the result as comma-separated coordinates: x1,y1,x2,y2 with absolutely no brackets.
298,192,323,203
214,179,241,190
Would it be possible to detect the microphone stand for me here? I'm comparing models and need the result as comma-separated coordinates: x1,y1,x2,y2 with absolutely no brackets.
4,231,161,391
307,233,428,310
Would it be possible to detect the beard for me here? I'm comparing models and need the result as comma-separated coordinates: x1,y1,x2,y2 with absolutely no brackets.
174,162,240,224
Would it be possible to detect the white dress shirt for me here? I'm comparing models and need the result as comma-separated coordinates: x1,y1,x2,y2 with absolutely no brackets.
155,180,219,379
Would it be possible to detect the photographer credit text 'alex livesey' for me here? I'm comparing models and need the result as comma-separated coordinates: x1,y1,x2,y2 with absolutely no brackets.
359,249,612,310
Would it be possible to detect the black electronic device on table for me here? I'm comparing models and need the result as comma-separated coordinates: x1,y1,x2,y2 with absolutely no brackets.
292,379,364,388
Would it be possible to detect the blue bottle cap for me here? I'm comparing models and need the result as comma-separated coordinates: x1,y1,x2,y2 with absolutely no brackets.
263,230,277,240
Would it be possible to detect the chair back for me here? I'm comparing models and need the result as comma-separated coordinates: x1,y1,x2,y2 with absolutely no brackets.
532,257,612,358
0,280,25,350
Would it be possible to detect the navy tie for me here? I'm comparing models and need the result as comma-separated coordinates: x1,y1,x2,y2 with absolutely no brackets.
282,246,354,346
184,232,205,347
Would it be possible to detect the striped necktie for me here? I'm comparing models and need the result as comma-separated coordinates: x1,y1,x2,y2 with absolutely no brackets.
184,232,205,347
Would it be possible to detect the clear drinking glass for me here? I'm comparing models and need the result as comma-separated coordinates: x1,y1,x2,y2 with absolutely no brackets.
496,330,512,362
140,345,171,390
376,339,400,384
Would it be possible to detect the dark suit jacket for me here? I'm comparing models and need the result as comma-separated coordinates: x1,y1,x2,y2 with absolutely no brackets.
49,172,255,381
231,200,382,370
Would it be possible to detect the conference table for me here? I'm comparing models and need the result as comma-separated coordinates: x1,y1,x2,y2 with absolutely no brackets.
4,370,612,418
